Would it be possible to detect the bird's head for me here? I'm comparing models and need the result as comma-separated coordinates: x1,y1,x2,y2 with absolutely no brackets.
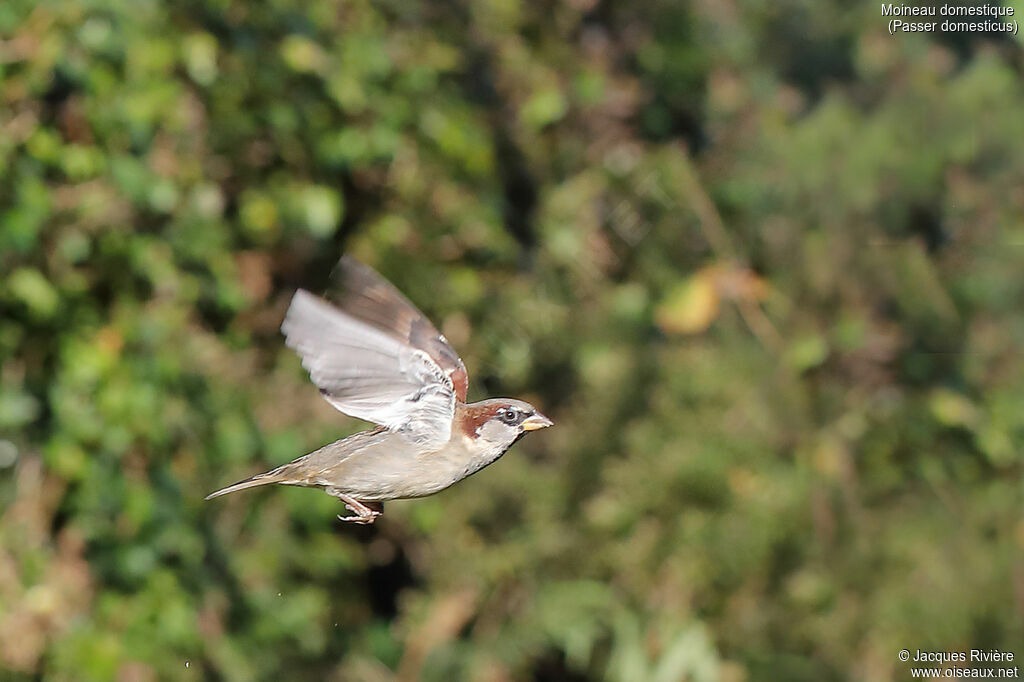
458,398,553,453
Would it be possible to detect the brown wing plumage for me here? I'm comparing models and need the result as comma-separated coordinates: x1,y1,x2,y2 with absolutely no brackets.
325,256,469,402
281,257,470,448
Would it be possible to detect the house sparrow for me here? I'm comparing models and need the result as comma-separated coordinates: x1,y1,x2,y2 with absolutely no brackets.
206,257,552,523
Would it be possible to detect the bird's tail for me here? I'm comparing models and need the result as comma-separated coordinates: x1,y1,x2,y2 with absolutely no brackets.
205,472,284,500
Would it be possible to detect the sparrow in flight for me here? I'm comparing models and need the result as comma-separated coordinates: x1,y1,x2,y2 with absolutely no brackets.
206,257,552,523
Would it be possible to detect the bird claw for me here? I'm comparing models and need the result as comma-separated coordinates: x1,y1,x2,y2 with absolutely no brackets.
336,511,380,524
326,488,383,524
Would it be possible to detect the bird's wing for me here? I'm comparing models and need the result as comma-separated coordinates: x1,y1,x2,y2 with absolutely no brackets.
325,257,469,401
281,258,468,449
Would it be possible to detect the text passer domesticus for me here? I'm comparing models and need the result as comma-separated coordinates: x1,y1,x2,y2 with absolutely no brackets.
206,257,552,523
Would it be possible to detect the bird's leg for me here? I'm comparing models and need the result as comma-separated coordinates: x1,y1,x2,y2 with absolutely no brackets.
325,487,382,524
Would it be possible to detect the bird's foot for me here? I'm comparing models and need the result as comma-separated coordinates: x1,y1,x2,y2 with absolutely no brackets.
337,501,382,524
326,488,383,524
337,510,381,524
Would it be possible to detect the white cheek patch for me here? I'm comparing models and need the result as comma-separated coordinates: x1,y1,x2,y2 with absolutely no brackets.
477,419,512,442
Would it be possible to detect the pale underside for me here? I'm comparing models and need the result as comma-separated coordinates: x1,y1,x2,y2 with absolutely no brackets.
261,418,511,501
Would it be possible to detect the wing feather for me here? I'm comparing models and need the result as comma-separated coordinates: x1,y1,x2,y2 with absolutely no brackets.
324,257,469,402
282,289,456,448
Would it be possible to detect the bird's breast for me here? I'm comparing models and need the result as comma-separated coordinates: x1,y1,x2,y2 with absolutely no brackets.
322,431,503,501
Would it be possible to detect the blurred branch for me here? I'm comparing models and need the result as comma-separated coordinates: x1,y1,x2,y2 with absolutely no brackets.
672,145,783,353
396,588,478,682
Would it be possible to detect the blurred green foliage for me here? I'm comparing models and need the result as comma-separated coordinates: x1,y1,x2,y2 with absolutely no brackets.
2,0,1024,680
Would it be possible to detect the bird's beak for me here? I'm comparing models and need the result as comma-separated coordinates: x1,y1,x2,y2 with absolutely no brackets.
521,413,553,431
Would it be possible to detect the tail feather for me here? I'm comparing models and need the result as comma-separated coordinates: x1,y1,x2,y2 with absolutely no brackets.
205,473,282,500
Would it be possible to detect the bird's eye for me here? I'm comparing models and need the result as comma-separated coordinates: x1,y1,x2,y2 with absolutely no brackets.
499,408,520,426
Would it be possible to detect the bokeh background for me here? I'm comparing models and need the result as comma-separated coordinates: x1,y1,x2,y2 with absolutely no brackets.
3,0,1024,680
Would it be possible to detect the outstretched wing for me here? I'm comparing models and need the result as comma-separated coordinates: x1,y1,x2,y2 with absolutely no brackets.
281,258,468,448
325,257,469,401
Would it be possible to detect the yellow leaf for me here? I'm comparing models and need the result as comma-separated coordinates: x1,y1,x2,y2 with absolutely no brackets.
655,271,720,335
